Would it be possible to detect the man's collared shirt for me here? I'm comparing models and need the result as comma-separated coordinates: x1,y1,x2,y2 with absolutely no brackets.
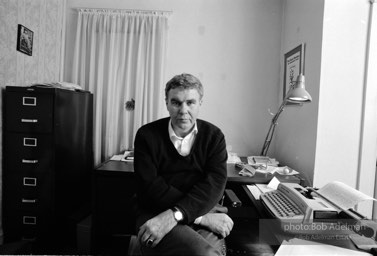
168,119,202,224
168,120,198,156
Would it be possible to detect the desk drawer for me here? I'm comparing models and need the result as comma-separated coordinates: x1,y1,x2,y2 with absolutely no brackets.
4,133,53,173
93,171,137,236
5,91,53,133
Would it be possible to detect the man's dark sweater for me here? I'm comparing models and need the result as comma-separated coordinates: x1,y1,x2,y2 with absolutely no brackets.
134,117,228,224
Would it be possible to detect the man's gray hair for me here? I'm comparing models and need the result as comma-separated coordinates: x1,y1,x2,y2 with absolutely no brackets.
165,73,203,100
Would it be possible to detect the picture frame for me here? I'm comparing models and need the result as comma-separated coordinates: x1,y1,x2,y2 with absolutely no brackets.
283,43,305,102
17,24,33,56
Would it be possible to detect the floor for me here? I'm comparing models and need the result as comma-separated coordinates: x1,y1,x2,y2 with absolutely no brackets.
226,217,277,256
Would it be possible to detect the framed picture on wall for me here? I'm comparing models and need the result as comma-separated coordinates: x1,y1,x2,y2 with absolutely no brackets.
283,43,305,102
17,24,33,56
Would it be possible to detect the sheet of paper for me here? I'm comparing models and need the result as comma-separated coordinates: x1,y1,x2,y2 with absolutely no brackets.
318,181,376,210
255,183,276,194
267,176,280,189
246,185,262,200
275,238,372,256
110,154,123,161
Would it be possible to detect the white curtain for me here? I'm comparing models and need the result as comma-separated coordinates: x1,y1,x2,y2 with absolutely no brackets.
72,9,170,166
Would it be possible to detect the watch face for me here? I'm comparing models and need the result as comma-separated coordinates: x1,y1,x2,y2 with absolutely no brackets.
174,210,183,221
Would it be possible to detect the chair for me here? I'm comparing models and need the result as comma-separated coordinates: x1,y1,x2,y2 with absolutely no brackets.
127,201,232,256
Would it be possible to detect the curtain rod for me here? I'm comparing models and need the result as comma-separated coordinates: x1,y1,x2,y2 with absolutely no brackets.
75,7,173,15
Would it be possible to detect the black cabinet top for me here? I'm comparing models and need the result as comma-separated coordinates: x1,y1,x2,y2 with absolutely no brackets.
5,85,91,94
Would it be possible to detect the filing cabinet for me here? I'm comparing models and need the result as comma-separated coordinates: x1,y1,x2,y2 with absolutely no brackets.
2,86,93,252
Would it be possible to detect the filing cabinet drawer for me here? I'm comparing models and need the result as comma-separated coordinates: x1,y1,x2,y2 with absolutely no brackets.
3,210,53,241
4,133,53,173
5,91,53,133
4,172,54,212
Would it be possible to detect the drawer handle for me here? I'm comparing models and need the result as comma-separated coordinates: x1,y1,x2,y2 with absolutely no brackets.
23,138,37,147
23,97,37,106
21,119,38,123
23,216,37,225
22,199,37,204
22,237,36,242
22,159,38,164
23,177,37,186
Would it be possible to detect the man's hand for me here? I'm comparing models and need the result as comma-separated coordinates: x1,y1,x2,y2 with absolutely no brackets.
138,209,177,248
199,213,234,238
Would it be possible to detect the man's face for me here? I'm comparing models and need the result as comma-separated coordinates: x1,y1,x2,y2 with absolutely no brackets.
166,87,202,137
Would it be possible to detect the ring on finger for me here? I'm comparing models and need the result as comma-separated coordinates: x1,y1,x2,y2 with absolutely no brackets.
146,238,154,246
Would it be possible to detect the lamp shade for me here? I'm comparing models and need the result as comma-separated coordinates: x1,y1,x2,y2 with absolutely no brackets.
287,74,312,103
260,73,312,156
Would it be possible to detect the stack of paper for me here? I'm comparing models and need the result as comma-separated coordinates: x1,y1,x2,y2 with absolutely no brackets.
275,238,372,256
227,152,241,164
110,150,134,162
247,156,279,166
110,154,123,161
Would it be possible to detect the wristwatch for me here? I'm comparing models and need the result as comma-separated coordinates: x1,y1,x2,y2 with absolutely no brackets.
172,207,184,223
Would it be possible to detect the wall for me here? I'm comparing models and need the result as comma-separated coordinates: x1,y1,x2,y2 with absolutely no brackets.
274,0,324,185
63,0,284,157
0,0,66,87
0,0,66,242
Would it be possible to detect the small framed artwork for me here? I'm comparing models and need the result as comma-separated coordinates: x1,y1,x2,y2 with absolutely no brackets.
283,43,305,101
17,24,34,56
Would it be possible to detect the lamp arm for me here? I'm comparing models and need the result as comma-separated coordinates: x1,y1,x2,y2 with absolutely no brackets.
272,97,289,124
260,74,311,156
260,121,277,156
260,96,290,156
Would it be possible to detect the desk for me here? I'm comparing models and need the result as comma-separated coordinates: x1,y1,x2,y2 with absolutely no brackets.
91,160,302,255
91,160,135,254
241,185,376,255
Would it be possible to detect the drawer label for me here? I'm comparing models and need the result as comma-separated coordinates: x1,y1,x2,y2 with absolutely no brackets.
23,137,37,147
22,97,36,106
23,177,37,186
23,216,37,225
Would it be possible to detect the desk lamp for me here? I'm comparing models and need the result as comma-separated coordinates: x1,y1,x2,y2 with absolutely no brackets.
260,74,312,156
